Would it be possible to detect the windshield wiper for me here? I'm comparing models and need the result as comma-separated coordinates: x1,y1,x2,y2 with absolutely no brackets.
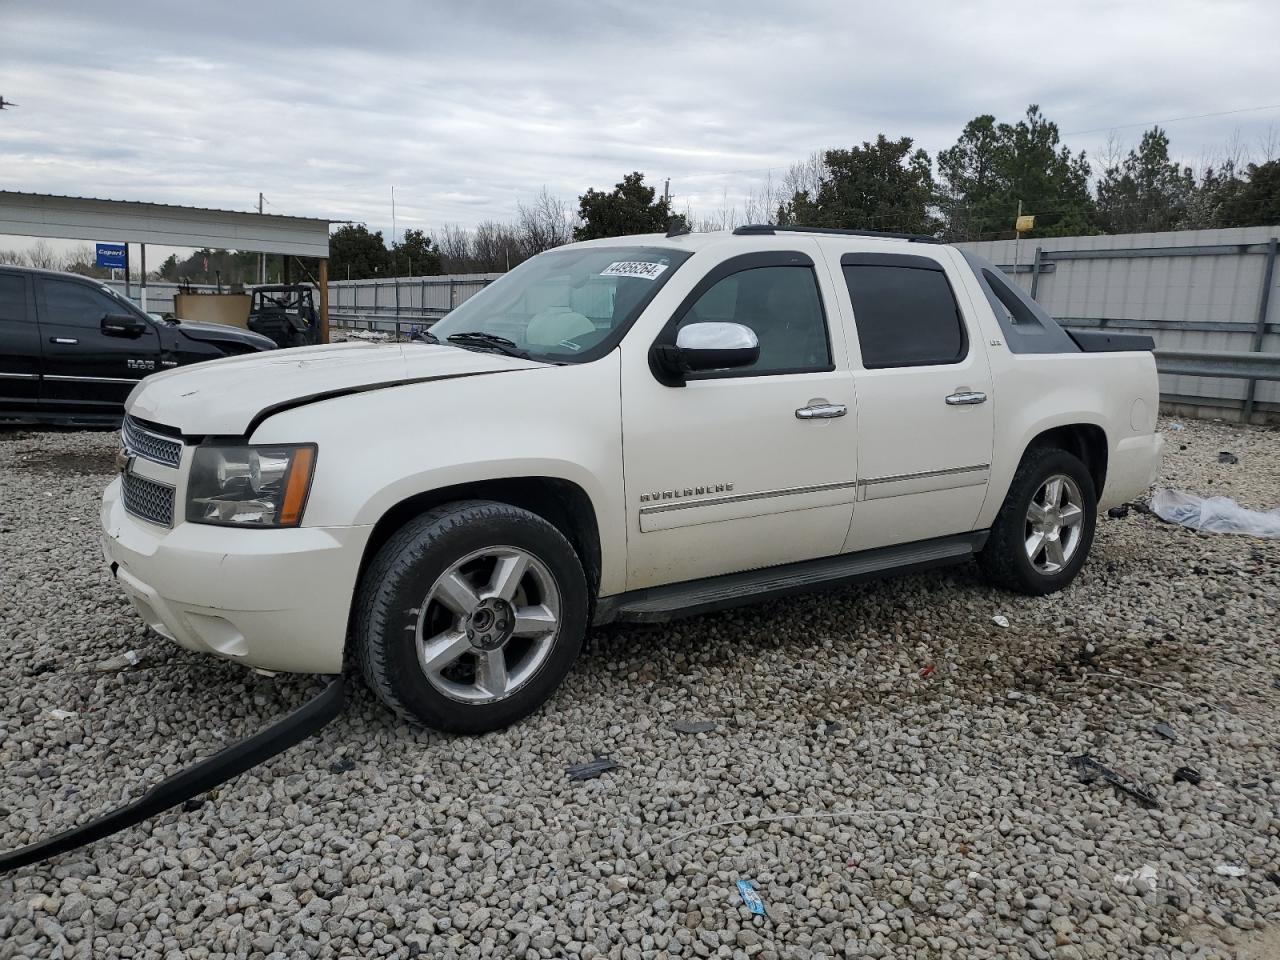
445,332,529,358
408,328,440,343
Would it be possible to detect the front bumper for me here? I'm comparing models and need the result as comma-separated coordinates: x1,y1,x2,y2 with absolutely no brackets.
101,477,371,674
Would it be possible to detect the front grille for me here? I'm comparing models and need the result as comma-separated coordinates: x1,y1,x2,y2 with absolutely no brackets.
122,471,175,527
122,415,183,467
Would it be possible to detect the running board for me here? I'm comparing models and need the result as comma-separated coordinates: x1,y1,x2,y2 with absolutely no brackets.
0,675,345,873
595,532,988,624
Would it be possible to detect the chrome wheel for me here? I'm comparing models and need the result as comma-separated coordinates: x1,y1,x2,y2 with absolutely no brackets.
1025,473,1086,575
416,546,561,704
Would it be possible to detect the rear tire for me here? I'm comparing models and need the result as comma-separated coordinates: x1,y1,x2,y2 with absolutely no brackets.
354,500,588,733
979,447,1097,595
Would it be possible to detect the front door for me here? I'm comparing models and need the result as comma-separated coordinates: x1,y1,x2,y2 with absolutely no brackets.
621,246,859,590
35,277,160,414
825,246,995,553
0,272,41,415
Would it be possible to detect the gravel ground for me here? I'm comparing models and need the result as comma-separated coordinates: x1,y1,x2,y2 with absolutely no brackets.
1,417,1278,960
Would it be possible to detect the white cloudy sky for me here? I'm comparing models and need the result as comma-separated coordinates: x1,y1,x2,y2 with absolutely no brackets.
2,0,1278,248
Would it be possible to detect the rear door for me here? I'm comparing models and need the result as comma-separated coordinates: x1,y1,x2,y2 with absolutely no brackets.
826,247,995,553
0,271,41,415
35,276,161,414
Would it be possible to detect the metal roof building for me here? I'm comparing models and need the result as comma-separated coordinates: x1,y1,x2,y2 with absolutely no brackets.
0,191,333,337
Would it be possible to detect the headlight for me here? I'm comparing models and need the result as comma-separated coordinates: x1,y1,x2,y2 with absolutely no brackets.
186,444,316,527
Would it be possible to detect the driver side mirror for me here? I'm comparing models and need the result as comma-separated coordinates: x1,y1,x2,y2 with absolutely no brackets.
652,321,760,384
101,313,148,339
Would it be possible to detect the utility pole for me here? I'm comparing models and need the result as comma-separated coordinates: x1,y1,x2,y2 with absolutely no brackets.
258,193,266,285
1012,199,1023,279
663,178,670,206
391,186,397,267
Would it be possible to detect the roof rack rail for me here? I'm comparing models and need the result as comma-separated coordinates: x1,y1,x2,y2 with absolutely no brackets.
732,224,942,244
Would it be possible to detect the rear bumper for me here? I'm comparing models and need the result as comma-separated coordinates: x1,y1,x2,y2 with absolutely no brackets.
101,477,371,674
1100,432,1166,509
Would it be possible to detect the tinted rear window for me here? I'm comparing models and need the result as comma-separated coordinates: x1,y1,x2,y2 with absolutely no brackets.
0,275,25,323
842,264,966,368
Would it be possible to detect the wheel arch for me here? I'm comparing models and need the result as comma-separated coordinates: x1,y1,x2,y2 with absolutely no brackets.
1023,422,1108,501
351,476,603,617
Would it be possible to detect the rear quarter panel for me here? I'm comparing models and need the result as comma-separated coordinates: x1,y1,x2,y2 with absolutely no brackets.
942,249,1161,523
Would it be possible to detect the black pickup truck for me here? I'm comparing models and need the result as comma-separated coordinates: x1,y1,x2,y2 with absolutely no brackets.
0,266,276,426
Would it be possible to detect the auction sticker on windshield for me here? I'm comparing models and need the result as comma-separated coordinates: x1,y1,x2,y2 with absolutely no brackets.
601,261,669,280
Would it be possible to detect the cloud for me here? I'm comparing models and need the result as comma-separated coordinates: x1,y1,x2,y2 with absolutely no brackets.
1,0,1278,244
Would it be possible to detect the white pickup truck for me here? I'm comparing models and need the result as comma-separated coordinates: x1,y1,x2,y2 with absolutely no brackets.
103,226,1165,733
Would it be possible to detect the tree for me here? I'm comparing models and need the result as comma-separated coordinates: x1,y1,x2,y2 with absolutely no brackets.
390,228,442,276
25,240,59,270
472,221,523,272
778,135,938,234
328,223,391,280
1180,161,1245,229
1216,159,1280,227
936,106,1094,240
1095,127,1196,234
517,187,576,255
573,172,684,241
62,244,111,279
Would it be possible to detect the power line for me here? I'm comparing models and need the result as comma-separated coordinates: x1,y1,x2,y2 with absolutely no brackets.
1062,103,1280,137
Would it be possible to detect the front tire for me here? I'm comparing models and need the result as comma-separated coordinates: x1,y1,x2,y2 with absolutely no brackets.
979,447,1097,596
354,501,588,733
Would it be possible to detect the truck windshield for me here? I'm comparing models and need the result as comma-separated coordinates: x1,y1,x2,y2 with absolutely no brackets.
430,245,691,363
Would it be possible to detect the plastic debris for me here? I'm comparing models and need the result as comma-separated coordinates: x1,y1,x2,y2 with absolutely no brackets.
45,709,76,721
992,615,1010,628
1107,504,1130,519
1071,754,1160,809
1150,489,1280,538
1217,451,1238,465
1114,864,1160,894
94,649,143,672
567,756,619,781
673,720,717,735
736,879,767,916
1167,421,1185,431
329,757,356,774
1152,721,1178,741
1173,766,1202,786
1214,864,1248,877
919,664,935,678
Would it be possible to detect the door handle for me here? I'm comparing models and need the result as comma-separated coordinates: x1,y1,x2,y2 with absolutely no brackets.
945,390,987,406
49,337,79,345
795,402,847,420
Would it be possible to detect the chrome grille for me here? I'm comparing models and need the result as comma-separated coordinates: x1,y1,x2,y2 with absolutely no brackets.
122,415,183,468
122,471,175,527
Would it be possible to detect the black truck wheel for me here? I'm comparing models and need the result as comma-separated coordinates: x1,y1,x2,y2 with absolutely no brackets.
978,447,1097,596
354,501,587,733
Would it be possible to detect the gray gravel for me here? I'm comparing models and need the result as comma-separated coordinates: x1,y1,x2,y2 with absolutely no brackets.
2,417,1279,959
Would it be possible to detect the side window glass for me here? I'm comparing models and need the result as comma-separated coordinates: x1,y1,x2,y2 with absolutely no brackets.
40,280,121,330
842,263,966,368
676,265,831,374
0,276,26,323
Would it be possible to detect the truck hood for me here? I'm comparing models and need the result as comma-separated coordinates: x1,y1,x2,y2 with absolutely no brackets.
127,341,545,436
172,318,277,351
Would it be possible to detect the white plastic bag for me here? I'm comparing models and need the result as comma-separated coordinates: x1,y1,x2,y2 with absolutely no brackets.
1150,488,1280,538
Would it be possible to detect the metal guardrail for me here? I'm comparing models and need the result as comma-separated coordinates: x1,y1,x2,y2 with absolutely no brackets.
1154,349,1280,381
